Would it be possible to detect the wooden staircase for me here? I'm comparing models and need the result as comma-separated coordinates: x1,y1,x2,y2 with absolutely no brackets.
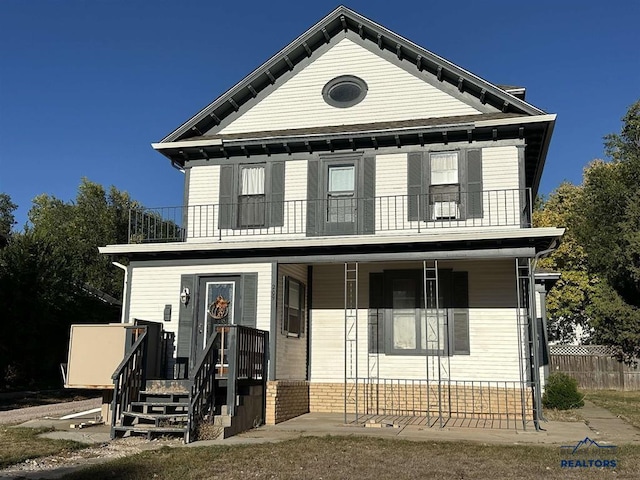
113,380,191,441
110,324,268,443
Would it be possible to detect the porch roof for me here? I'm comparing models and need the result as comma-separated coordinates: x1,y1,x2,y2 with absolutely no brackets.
99,227,563,262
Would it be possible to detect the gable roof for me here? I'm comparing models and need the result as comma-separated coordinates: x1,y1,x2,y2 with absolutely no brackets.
153,5,555,195
159,5,546,144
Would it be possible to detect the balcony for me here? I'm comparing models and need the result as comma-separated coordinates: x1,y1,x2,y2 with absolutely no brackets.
128,188,532,243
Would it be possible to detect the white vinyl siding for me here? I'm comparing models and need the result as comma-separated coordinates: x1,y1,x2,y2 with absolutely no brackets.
309,260,520,384
127,261,273,340
217,37,481,136
276,264,308,380
481,146,521,226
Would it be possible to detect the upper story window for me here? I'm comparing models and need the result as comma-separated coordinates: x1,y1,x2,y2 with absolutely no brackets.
430,152,460,220
238,165,266,227
327,164,356,224
430,152,459,185
322,75,368,108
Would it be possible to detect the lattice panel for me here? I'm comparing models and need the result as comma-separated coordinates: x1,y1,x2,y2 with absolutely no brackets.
549,344,614,356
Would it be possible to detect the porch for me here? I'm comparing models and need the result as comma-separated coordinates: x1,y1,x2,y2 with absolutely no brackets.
272,256,543,431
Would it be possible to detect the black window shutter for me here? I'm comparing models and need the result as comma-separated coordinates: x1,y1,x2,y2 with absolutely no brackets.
176,274,196,359
306,159,320,236
361,155,376,234
438,269,454,308
452,271,470,355
269,161,285,227
467,149,483,219
219,164,235,229
368,272,384,353
240,273,258,328
407,153,424,221
457,152,468,220
299,282,306,335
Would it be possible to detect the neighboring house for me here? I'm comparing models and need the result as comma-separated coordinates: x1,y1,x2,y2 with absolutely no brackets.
65,6,562,440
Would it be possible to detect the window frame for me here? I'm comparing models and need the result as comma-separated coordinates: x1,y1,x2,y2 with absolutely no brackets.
429,151,461,221
282,276,306,338
237,163,267,228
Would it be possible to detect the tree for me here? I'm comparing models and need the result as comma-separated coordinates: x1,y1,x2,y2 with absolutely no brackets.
0,193,17,248
533,183,596,343
28,178,139,298
0,232,117,388
572,100,640,361
0,179,141,389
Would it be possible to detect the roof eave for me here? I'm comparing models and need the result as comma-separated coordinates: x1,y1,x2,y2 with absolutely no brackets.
157,6,546,145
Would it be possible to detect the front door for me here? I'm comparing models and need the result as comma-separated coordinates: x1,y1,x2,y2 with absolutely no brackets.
195,276,241,354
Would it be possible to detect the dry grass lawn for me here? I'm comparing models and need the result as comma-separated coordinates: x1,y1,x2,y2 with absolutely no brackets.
61,436,640,480
0,426,85,468
585,390,640,429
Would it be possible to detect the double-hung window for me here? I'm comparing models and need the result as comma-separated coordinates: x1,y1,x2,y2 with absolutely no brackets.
283,276,305,337
429,152,459,220
327,165,356,223
370,269,470,356
238,165,266,227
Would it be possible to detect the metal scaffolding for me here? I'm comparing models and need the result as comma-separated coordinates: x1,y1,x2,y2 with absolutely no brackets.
423,260,450,426
344,262,359,424
342,258,539,430
515,257,540,430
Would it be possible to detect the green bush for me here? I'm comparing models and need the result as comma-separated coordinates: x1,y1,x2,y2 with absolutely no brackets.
542,372,585,410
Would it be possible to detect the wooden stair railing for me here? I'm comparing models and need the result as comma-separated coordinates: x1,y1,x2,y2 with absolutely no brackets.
226,326,269,416
187,330,220,443
111,327,148,439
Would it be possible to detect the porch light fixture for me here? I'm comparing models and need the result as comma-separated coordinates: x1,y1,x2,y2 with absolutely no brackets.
180,287,190,306
322,75,368,108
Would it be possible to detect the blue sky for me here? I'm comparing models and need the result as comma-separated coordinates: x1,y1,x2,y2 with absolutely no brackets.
1,0,639,228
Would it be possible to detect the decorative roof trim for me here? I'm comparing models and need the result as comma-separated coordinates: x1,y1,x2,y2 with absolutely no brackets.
158,5,546,144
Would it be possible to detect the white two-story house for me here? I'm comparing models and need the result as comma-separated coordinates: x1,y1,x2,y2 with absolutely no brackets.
65,6,561,440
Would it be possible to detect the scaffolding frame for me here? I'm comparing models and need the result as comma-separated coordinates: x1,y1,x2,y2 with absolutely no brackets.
344,262,359,424
343,257,540,430
515,257,541,430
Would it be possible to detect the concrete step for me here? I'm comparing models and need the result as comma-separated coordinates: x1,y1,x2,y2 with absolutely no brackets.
113,424,187,441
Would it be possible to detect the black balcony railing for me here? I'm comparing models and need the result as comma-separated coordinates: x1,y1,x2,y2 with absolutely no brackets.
128,188,532,243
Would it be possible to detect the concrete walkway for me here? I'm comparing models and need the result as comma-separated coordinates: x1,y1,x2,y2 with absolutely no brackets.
0,398,101,426
1,400,639,479
189,401,640,448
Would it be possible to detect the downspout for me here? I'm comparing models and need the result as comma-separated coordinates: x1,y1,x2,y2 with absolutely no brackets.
112,262,129,324
529,239,558,429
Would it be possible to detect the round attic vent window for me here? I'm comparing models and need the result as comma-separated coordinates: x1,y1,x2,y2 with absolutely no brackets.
322,75,368,108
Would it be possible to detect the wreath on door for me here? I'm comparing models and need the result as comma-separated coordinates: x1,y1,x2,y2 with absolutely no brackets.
208,295,230,320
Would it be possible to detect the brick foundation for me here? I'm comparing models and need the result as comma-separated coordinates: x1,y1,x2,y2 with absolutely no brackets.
265,380,310,425
309,382,533,420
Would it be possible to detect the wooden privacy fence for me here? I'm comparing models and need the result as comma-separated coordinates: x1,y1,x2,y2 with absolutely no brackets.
549,345,640,391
